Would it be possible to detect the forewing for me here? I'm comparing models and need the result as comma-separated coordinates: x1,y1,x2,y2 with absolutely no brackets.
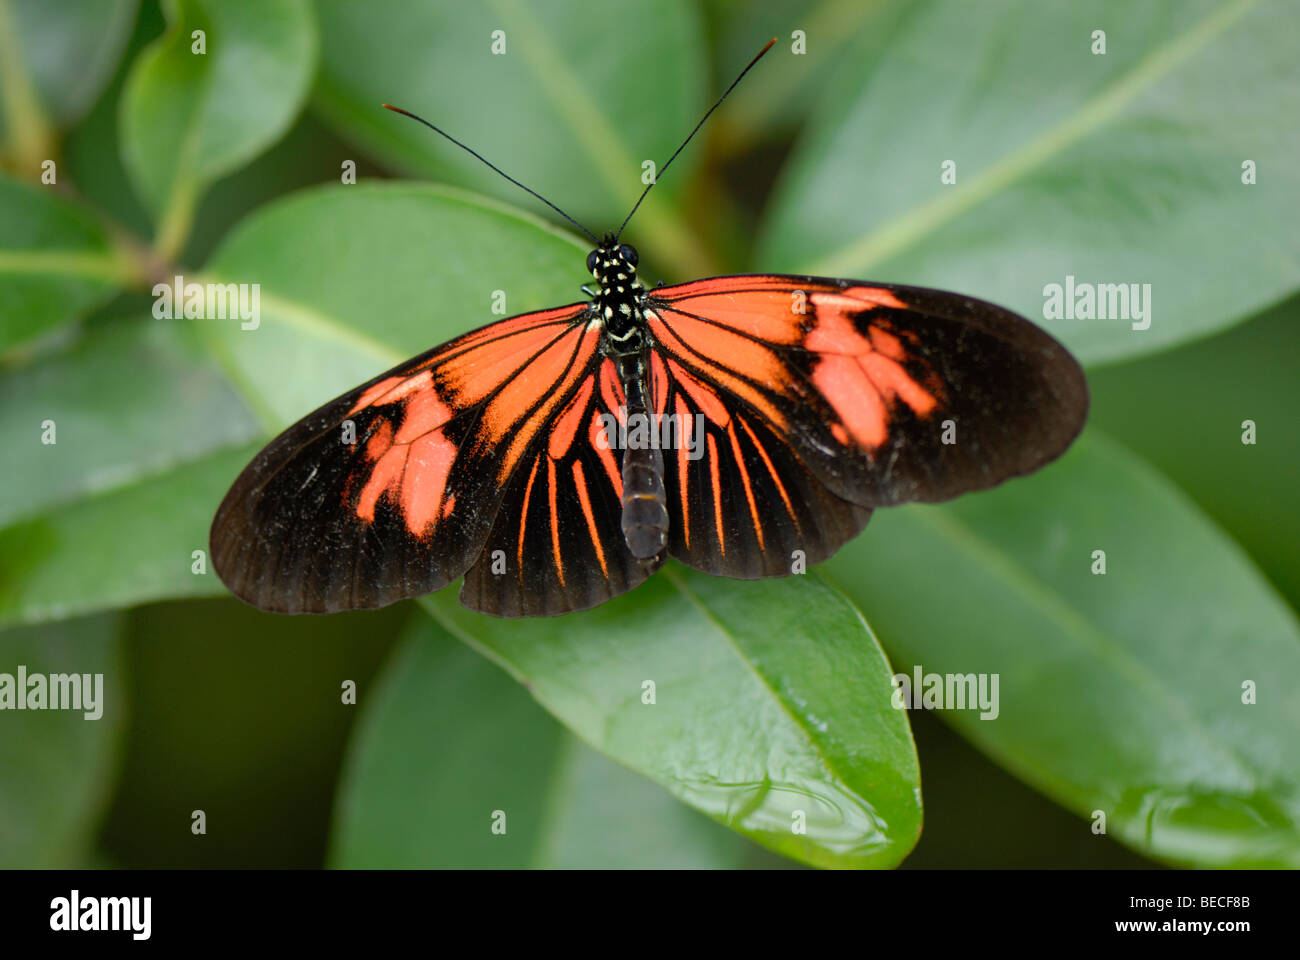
647,275,1088,509
210,303,596,613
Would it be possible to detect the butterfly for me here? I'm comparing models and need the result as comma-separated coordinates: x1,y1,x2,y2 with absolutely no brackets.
210,40,1088,618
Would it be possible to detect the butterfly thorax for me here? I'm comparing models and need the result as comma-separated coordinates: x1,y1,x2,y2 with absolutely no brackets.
588,239,646,350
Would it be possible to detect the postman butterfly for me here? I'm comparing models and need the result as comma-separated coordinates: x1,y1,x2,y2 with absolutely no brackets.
211,40,1088,618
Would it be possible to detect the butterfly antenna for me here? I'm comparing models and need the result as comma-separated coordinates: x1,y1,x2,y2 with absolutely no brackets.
382,103,599,243
614,37,776,242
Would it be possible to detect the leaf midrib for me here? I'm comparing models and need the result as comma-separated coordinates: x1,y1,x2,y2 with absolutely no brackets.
805,0,1259,277
662,565,916,847
905,475,1267,791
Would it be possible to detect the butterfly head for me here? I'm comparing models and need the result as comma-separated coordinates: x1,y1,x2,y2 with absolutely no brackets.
586,238,639,282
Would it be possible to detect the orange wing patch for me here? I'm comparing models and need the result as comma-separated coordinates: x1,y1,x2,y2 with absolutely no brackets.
493,326,600,477
344,304,595,538
355,419,456,536
648,309,788,430
549,376,595,460
805,287,940,450
589,408,621,496
351,372,458,536
657,288,805,344
571,459,608,578
349,369,434,414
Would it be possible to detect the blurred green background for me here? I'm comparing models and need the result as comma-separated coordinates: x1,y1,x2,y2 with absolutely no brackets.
1,0,1297,869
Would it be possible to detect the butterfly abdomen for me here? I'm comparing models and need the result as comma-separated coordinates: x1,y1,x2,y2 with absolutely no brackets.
612,347,668,560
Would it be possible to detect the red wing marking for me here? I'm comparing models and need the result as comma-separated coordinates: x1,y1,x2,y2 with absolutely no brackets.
547,457,564,587
571,460,608,577
549,375,595,460
868,326,907,361
674,392,691,550
706,433,724,556
516,456,540,571
803,302,870,355
812,348,937,449
738,416,798,533
401,431,457,534
589,409,621,495
393,386,454,445
813,354,890,448
726,421,764,551
797,287,939,449
649,310,787,429
351,380,456,535
364,419,393,460
863,353,938,416
439,323,572,405
599,358,624,413
357,444,408,523
449,306,577,350
350,369,434,414
356,421,457,535
489,326,600,478
649,351,669,416
804,292,908,356
654,289,804,343
666,358,729,426
843,285,908,310
651,307,784,383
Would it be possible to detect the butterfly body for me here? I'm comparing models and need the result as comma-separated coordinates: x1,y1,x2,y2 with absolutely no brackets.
586,237,670,562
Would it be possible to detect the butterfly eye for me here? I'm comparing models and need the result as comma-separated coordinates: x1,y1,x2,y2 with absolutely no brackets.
617,244,638,266
586,250,600,274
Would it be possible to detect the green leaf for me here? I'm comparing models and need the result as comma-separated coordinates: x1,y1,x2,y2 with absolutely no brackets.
119,0,316,258
1088,295,1300,608
759,0,1300,364
331,616,759,868
311,0,711,275
200,181,589,427
822,429,1300,867
0,443,257,627
426,567,922,870
113,596,408,868
0,0,138,127
0,174,132,352
0,311,260,627
0,0,138,176
0,613,125,867
0,315,261,527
